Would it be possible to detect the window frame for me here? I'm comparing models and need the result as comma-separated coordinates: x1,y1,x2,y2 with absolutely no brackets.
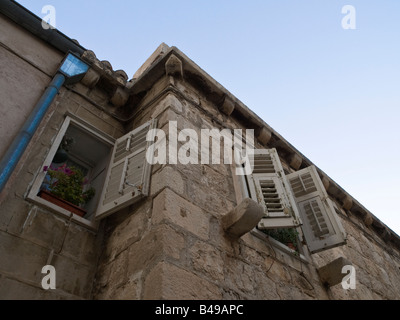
231,147,347,260
26,114,115,230
231,147,309,260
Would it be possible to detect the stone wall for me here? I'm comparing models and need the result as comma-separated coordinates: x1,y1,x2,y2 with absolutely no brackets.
0,25,125,298
1,7,399,299
93,75,400,300
0,13,63,159
313,207,400,299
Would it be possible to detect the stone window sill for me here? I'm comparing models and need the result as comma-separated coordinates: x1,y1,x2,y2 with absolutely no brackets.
250,228,311,266
27,195,99,231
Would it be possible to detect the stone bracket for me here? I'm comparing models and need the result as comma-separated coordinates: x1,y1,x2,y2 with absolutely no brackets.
81,68,101,88
317,256,352,287
341,195,353,211
222,198,264,238
220,96,235,116
111,87,130,107
289,153,302,170
165,54,183,78
256,127,272,146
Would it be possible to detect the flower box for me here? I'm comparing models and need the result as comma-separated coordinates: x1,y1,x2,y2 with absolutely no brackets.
39,189,86,217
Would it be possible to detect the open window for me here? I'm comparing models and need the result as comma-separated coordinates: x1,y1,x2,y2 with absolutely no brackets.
232,148,303,253
234,147,347,255
27,116,157,225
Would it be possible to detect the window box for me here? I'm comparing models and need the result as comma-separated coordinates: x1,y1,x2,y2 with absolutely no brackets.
38,189,86,217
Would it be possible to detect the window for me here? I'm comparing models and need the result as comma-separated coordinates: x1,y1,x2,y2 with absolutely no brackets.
27,116,157,226
235,147,347,254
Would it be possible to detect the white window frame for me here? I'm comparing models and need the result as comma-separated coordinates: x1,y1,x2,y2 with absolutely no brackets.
26,115,115,230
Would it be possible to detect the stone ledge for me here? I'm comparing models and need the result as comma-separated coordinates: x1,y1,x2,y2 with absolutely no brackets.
222,198,264,238
317,256,352,287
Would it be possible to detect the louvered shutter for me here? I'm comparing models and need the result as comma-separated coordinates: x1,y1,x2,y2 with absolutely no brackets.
287,165,347,253
95,119,157,220
246,149,302,229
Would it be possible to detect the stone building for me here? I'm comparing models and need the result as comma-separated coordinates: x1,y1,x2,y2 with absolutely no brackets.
1,1,400,300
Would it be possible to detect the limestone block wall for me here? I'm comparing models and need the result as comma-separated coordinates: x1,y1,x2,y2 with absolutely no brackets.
313,209,400,299
0,13,64,159
93,75,400,300
1,9,399,298
0,76,124,298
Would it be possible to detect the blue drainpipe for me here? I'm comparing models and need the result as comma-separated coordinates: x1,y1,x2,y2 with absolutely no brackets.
0,52,89,193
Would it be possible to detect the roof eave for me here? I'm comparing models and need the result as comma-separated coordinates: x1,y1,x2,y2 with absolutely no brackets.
0,0,86,56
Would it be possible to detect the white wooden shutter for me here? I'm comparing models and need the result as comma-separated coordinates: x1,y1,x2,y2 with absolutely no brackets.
95,119,157,220
287,165,347,253
246,148,302,229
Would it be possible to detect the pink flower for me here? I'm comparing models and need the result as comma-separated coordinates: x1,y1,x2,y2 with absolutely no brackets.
43,166,48,172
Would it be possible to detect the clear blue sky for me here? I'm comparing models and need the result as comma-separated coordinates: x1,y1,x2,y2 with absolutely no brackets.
17,0,400,235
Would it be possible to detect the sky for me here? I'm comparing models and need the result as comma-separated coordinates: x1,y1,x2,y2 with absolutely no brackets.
16,0,400,236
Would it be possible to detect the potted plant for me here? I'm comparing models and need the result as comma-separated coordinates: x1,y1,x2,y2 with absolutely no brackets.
262,228,299,252
39,164,95,217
